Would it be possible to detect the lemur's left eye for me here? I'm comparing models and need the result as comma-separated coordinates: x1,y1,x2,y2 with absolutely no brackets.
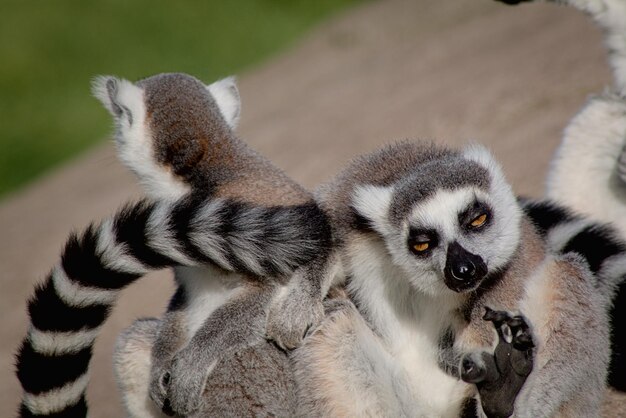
470,213,487,228
408,230,438,256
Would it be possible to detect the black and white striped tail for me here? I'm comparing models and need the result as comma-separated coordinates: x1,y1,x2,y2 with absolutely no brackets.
16,195,331,417
520,198,626,392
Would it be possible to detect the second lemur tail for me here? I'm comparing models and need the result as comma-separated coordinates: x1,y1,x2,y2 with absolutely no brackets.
520,198,626,392
16,195,330,417
535,0,626,234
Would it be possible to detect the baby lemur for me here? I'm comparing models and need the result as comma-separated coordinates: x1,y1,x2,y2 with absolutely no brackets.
15,73,333,418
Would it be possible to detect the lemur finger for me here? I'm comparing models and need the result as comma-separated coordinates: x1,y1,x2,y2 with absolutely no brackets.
483,307,512,325
484,308,517,343
509,316,535,350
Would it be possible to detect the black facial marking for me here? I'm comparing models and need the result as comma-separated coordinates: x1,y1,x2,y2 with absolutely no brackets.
459,200,492,232
444,241,488,292
407,228,438,256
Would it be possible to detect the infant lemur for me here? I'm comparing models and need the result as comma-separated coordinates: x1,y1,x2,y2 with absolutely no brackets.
15,73,334,418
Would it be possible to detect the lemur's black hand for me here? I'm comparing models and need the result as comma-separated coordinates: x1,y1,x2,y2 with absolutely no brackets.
460,308,535,418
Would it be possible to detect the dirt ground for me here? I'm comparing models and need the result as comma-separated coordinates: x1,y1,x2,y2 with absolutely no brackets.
0,0,611,416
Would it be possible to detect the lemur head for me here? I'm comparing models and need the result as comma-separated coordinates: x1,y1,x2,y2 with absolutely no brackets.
92,73,241,198
352,145,521,297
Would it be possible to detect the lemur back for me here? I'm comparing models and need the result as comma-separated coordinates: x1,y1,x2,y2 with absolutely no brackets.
15,73,332,418
106,73,335,416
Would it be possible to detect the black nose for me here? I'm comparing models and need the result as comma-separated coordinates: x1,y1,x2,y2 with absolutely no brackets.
444,241,488,292
452,261,476,280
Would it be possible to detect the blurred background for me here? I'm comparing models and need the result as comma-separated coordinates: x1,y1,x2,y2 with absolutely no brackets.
0,0,610,416
0,0,360,199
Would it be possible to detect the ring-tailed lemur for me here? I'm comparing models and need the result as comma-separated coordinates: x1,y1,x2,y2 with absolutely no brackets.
292,140,626,418
496,0,626,398
15,73,333,418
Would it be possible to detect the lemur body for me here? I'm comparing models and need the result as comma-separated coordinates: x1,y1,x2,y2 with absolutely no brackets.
293,141,624,418
96,73,336,416
16,73,333,418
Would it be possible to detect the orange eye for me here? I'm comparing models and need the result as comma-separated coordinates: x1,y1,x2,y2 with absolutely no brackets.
470,214,487,228
413,242,429,252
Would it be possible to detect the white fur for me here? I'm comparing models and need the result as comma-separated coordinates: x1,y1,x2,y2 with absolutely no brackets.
51,264,119,308
145,203,196,266
93,76,191,201
113,320,171,418
543,218,591,252
598,254,626,298
402,189,482,295
28,327,101,356
462,144,522,254
344,236,468,418
547,94,626,236
175,266,239,339
352,184,394,234
337,144,525,417
97,219,150,275
206,76,241,129
188,199,233,271
94,75,242,201
22,373,89,415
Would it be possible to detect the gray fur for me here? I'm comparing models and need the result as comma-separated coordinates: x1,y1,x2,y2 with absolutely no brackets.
294,139,620,417
99,73,333,416
389,156,491,225
115,317,296,418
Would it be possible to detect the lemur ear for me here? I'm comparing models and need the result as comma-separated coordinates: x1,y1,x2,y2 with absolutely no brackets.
462,143,504,179
92,75,125,118
352,184,394,234
206,76,241,129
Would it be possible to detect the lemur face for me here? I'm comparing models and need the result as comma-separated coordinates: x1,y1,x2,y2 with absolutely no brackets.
352,145,521,297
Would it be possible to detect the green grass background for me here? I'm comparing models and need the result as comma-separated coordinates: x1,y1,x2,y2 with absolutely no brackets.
0,0,360,198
